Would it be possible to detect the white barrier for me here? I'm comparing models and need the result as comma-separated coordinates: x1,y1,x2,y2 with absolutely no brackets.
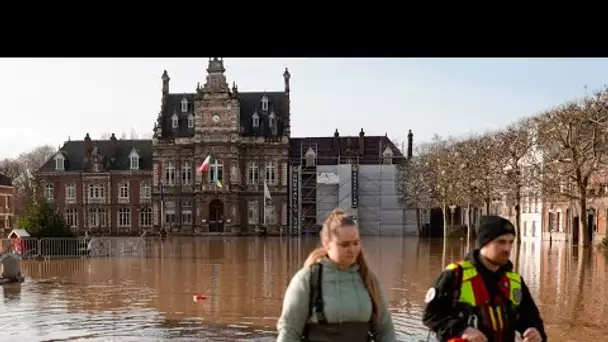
0,237,146,259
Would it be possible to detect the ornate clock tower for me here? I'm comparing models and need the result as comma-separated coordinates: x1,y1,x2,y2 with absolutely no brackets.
194,57,240,135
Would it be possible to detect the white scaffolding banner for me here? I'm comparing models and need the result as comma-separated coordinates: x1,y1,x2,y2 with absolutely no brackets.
317,172,339,184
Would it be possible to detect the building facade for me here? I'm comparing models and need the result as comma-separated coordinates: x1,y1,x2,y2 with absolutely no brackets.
151,58,290,235
288,129,416,236
0,173,14,235
37,135,153,235
542,168,608,244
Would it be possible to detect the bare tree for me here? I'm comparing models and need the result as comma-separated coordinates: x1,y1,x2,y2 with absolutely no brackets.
451,135,485,239
533,90,608,247
495,117,539,239
463,134,505,216
398,143,434,234
0,145,55,218
421,135,462,237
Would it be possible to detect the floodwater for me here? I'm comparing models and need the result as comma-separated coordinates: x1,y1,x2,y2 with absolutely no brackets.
0,237,605,341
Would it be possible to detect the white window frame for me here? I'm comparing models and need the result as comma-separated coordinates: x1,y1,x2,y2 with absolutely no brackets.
88,207,106,227
45,184,54,201
65,183,75,201
188,114,194,128
55,156,65,171
181,98,188,112
182,161,192,185
181,200,192,224
64,208,78,228
209,159,223,184
172,114,178,128
119,182,129,199
265,161,276,185
248,200,259,225
248,161,258,185
140,207,152,227
140,182,151,199
130,156,139,170
118,208,131,227
165,161,175,185
261,96,268,111
88,183,105,200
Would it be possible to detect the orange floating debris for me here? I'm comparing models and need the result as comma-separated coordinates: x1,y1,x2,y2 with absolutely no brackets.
192,294,206,302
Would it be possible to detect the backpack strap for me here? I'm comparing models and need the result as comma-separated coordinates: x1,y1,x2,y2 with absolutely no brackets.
308,262,327,324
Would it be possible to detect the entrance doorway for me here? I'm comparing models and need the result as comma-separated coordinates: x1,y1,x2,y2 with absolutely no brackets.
429,207,444,237
587,208,596,244
209,199,224,233
572,216,579,244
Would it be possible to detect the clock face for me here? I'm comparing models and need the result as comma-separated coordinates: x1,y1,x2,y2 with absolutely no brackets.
212,114,220,123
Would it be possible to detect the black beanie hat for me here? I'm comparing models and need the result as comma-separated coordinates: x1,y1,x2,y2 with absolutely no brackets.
477,215,516,248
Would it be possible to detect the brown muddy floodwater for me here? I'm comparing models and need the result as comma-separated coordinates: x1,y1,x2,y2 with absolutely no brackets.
0,237,605,341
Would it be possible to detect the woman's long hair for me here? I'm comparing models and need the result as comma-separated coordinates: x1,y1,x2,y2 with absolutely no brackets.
303,208,381,324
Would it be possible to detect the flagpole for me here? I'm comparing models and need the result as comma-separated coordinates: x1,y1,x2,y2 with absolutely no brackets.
263,179,266,227
160,181,164,234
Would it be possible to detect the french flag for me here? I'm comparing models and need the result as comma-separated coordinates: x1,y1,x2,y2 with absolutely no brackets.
198,155,211,173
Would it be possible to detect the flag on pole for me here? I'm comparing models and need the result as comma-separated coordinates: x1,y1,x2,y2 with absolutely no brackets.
263,180,271,226
198,155,211,173
264,180,272,200
159,182,165,229
213,168,223,188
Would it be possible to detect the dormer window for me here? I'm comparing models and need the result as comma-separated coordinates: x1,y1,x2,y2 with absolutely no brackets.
188,113,194,128
382,146,393,165
54,154,65,171
305,147,316,167
172,113,178,128
261,95,269,111
252,111,260,128
181,98,188,112
269,111,277,135
129,149,140,170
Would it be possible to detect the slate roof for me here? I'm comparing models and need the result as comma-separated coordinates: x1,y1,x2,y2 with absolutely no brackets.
0,173,12,186
38,136,153,172
289,132,405,166
158,91,288,138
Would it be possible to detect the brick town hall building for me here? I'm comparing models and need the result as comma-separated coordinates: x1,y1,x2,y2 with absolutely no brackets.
37,58,290,235
151,58,290,234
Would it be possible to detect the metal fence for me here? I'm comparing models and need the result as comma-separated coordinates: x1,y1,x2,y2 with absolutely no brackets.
0,237,146,259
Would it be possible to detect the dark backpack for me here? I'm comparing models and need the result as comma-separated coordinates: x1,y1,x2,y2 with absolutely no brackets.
304,263,375,341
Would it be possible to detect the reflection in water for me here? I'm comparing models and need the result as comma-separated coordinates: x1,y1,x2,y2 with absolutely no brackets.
0,236,604,341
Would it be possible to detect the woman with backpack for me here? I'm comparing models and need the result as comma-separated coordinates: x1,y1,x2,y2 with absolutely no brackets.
276,209,397,342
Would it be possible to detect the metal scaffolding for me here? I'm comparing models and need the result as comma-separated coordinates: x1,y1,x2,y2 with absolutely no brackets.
288,140,413,236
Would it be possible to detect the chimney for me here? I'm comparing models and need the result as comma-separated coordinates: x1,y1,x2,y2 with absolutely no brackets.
358,128,365,155
407,129,413,158
333,129,340,153
110,133,118,158
283,67,291,94
162,70,170,95
283,68,291,136
84,133,92,168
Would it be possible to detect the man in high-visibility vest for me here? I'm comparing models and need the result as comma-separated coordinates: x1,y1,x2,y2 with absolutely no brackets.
422,215,547,342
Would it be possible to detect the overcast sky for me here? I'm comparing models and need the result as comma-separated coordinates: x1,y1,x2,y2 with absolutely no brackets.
1,57,607,159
